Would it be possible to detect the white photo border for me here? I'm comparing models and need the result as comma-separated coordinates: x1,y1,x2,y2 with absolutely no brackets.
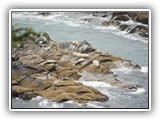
9,9,151,111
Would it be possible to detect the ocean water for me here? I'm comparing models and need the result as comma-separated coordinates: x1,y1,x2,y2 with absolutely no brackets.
11,12,149,109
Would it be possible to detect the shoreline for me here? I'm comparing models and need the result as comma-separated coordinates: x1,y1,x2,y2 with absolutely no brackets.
12,31,142,105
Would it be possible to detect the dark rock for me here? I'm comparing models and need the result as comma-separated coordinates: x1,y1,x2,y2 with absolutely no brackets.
112,12,129,17
59,40,95,53
128,25,148,37
18,93,39,100
118,24,130,31
135,12,148,24
92,12,110,17
38,12,51,16
78,40,95,53
113,15,130,21
20,76,52,91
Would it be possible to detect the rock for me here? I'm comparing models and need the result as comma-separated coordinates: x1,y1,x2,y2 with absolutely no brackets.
12,80,19,86
92,54,112,63
12,61,45,78
101,21,111,26
113,15,130,21
19,54,44,66
58,55,77,67
135,12,148,24
11,31,143,104
128,25,148,37
99,11,149,38
31,73,56,81
81,63,110,74
53,79,82,87
112,12,129,17
118,24,130,31
59,40,95,53
12,85,33,93
38,84,108,103
18,92,39,100
78,40,95,53
12,85,39,100
113,60,141,69
38,60,57,72
20,76,52,91
58,69,81,80
38,12,51,16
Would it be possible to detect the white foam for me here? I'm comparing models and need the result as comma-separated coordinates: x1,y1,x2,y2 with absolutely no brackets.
140,67,148,73
120,20,148,27
113,30,148,43
85,102,105,108
15,97,21,100
93,25,117,32
131,88,145,94
64,21,82,27
31,96,43,101
39,99,64,108
111,66,133,74
81,81,112,88
39,100,50,107
93,24,148,44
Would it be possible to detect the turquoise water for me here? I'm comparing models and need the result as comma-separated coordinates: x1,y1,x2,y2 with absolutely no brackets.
11,12,149,109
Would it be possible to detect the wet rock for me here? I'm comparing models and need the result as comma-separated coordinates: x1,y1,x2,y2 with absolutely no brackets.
20,76,52,91
99,11,149,38
128,25,148,37
112,12,129,17
18,92,39,100
12,61,45,78
101,21,111,26
113,15,130,21
78,40,95,53
38,83,108,103
118,24,130,31
38,12,51,16
59,40,95,53
92,12,110,17
113,60,141,70
12,85,39,100
135,12,148,24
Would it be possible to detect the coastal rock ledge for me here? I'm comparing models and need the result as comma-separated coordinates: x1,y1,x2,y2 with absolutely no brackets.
12,33,141,104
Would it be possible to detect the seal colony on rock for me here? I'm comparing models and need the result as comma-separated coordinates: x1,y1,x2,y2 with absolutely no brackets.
12,31,142,104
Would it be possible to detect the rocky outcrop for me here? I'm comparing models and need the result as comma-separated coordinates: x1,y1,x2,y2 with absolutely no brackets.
134,12,148,24
94,11,149,38
12,32,141,103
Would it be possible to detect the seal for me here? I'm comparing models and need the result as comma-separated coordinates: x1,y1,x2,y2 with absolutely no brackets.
73,58,86,66
73,52,90,58
93,60,100,67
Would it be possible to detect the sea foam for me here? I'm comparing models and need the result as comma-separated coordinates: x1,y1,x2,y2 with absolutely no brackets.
140,67,148,73
130,88,145,94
